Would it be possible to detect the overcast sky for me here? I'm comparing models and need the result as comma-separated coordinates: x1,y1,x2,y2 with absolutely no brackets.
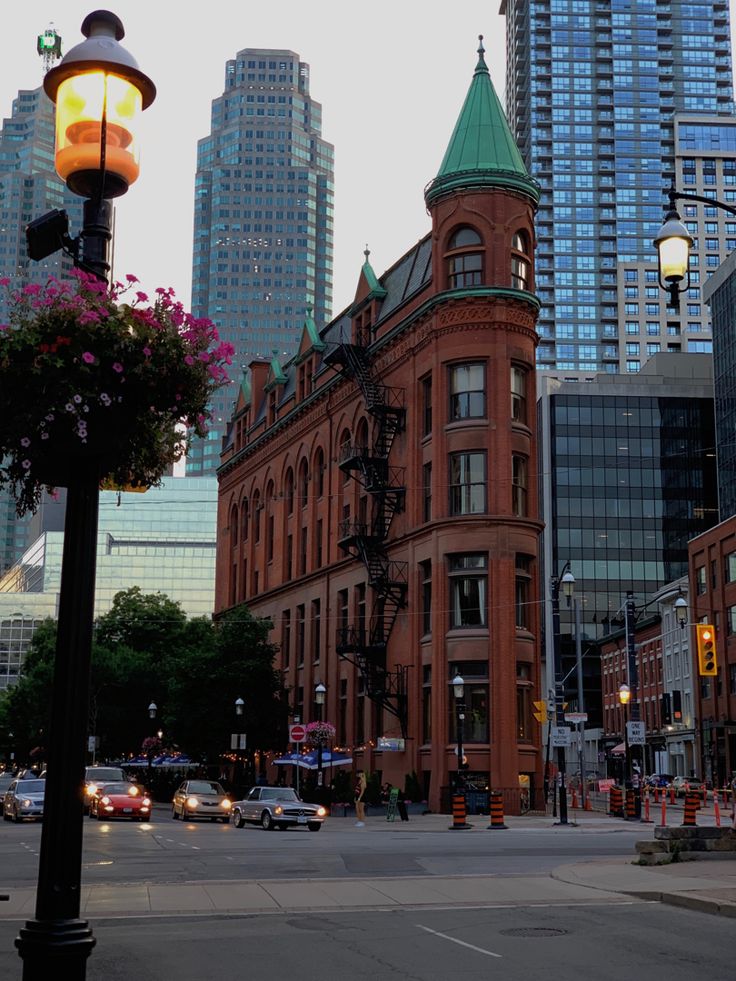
1,1,505,316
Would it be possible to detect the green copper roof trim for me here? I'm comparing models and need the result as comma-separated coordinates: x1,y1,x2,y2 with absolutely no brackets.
426,36,538,206
264,350,287,390
239,372,251,403
304,306,326,351
361,246,387,299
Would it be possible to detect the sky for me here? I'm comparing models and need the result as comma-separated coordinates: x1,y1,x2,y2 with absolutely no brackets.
1,1,506,316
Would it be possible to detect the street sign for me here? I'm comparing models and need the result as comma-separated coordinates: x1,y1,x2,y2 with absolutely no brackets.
551,726,571,747
289,723,306,743
533,700,547,723
627,721,646,745
230,733,246,750
564,712,588,723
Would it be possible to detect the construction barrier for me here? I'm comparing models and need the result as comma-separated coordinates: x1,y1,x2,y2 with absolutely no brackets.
654,786,659,803
571,787,579,809
449,794,471,830
714,790,721,828
487,791,508,830
625,789,637,820
641,789,652,824
669,786,676,805
609,785,624,818
682,791,699,827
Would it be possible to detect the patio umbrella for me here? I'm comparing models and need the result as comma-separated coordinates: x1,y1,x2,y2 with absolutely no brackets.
273,752,310,768
298,750,353,770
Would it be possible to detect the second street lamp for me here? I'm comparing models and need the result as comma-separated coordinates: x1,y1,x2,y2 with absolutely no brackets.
619,683,632,792
452,674,466,792
314,683,326,788
550,563,575,826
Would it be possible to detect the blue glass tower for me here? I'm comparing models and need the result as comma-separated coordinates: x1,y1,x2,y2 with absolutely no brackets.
502,0,734,375
189,48,334,475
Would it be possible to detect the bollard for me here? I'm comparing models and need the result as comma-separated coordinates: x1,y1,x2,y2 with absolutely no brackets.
654,786,660,803
714,789,721,828
660,794,667,827
449,793,471,830
571,787,578,810
669,785,675,805
487,790,508,830
682,791,699,827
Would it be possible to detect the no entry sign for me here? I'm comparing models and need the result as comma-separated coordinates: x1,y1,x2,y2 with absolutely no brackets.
289,724,306,743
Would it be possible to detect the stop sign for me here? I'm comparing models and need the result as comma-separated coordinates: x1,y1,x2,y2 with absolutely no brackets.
289,724,306,743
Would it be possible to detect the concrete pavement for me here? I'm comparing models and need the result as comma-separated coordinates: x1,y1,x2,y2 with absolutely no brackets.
1,810,734,920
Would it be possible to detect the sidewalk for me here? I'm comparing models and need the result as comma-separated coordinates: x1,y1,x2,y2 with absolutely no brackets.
1,811,734,920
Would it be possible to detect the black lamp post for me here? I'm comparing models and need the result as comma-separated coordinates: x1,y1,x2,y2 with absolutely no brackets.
314,683,326,788
619,683,632,788
550,563,575,826
452,674,465,792
146,702,158,786
234,698,245,792
654,182,736,310
16,13,155,980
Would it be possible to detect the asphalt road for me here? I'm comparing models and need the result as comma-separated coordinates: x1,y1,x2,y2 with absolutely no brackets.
0,809,648,886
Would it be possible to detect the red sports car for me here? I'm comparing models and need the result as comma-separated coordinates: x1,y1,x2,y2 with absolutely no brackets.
88,781,153,821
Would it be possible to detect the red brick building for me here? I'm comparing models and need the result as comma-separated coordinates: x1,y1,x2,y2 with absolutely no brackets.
688,515,736,785
215,41,544,812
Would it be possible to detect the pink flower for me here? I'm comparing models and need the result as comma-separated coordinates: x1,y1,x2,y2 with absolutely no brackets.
20,437,30,447
143,346,152,357
0,277,9,286
184,355,195,366
82,351,96,364
135,291,148,303
125,274,139,283
112,362,124,373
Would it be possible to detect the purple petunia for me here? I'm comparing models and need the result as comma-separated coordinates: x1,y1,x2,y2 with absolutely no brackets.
112,362,124,373
82,351,95,364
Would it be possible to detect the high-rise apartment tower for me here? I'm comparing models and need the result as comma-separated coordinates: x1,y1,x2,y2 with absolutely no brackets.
189,48,334,475
502,0,734,375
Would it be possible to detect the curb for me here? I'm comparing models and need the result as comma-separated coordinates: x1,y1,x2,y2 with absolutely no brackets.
626,889,736,919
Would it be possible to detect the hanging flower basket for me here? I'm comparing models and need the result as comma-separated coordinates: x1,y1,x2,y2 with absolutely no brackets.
0,271,234,515
305,721,336,746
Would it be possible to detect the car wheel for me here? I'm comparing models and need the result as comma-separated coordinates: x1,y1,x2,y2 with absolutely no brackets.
231,809,245,829
276,823,286,831
261,811,273,830
172,806,179,820
96,809,105,820
308,822,321,832
3,810,10,822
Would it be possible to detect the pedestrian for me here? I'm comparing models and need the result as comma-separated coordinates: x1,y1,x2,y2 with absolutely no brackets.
397,788,409,822
354,769,367,827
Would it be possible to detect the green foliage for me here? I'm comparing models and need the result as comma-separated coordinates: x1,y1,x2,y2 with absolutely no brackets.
0,591,287,769
363,770,383,807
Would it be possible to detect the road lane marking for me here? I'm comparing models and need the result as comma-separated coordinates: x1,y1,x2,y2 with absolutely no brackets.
415,923,502,958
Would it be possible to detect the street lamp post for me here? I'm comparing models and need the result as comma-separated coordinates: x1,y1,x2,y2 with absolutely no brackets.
16,14,155,980
233,697,245,793
452,674,466,793
550,563,575,826
619,683,632,789
314,683,326,789
146,702,158,786
654,182,736,310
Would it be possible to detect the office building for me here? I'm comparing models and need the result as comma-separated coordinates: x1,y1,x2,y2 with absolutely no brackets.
501,0,734,375
0,477,218,688
704,247,736,520
215,42,545,813
188,48,335,475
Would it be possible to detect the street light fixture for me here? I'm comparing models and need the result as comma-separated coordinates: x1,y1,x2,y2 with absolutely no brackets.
452,673,466,792
314,683,326,788
148,702,157,720
654,182,736,310
674,595,688,630
235,697,244,717
550,563,575,825
619,683,632,790
16,13,155,980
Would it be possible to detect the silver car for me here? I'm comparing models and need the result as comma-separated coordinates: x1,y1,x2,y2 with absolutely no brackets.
3,778,45,822
230,786,326,831
171,779,232,822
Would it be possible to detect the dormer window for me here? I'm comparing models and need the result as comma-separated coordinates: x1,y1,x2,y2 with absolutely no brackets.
447,227,483,289
511,231,530,290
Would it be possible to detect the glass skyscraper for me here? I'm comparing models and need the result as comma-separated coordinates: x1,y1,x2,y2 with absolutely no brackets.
0,85,84,573
502,0,734,375
189,48,334,475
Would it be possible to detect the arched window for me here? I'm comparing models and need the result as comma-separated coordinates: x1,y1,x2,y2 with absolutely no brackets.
284,468,294,515
265,481,275,562
252,490,261,541
241,498,249,541
298,458,309,508
511,231,530,291
230,504,239,547
315,448,325,498
446,227,483,289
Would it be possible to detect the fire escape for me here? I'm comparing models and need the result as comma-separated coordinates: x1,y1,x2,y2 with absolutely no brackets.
324,329,409,737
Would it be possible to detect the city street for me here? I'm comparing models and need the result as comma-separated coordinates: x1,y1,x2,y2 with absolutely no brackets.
1,808,734,979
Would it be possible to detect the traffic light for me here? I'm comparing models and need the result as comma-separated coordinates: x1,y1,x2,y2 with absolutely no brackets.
661,693,672,726
672,689,682,722
532,700,547,724
696,623,717,676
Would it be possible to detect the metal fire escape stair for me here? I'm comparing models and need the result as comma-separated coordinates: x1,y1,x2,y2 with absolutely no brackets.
324,335,408,736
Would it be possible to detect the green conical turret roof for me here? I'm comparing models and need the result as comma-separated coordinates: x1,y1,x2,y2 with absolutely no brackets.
425,36,539,206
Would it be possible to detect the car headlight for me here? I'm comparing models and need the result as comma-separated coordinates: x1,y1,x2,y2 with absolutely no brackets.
101,796,112,806
274,806,283,815
87,783,98,796
128,786,139,796
22,798,32,807
142,797,151,807
317,807,327,817
186,796,199,809
220,799,232,810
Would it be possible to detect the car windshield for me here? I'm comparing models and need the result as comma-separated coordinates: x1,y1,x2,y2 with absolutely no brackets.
16,780,45,793
87,769,123,782
186,781,224,795
101,783,137,795
260,788,299,802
